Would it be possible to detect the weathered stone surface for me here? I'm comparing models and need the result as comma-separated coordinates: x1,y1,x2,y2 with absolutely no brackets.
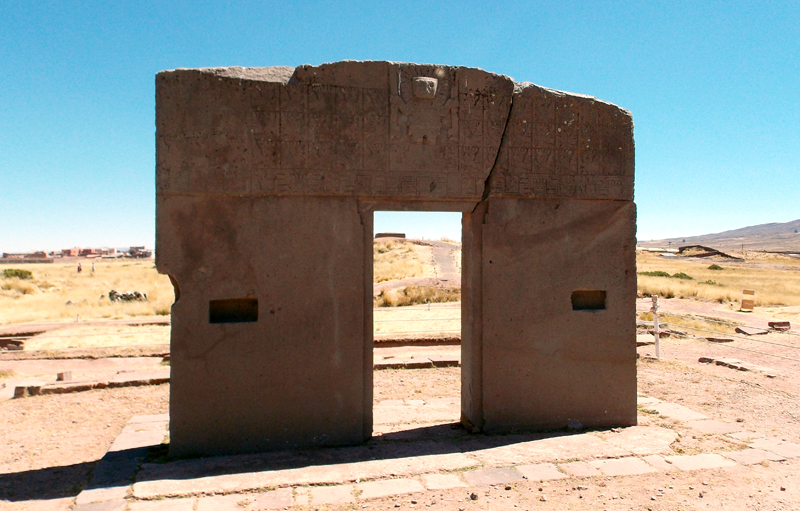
133,441,478,499
664,453,737,471
253,487,293,509
686,420,741,435
421,473,469,489
309,484,356,505
559,461,602,478
516,463,568,481
72,500,128,511
589,457,656,476
749,438,800,459
157,60,636,455
642,454,674,470
463,467,523,486
601,426,678,455
650,402,708,421
128,499,197,510
724,448,786,465
471,198,637,432
356,478,426,499
464,432,630,467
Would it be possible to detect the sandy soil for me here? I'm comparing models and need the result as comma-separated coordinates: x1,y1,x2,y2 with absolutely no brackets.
2,353,799,510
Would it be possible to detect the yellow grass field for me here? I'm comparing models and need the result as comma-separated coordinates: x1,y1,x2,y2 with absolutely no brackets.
0,261,173,325
636,252,800,306
373,239,434,282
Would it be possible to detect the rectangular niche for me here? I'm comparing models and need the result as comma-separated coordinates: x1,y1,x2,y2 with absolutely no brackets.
209,298,258,323
571,290,606,311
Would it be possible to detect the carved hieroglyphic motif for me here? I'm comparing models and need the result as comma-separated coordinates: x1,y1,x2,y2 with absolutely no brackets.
156,62,632,202
488,83,634,201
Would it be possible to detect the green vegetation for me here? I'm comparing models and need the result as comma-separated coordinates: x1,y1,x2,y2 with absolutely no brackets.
708,264,724,270
638,270,693,280
2,268,32,279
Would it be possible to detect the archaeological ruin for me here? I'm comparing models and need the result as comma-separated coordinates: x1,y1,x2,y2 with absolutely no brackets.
155,61,637,456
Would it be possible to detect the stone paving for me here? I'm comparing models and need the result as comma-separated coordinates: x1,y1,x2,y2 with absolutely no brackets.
71,395,800,510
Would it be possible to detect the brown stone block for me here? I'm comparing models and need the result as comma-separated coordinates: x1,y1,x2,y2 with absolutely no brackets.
477,198,637,432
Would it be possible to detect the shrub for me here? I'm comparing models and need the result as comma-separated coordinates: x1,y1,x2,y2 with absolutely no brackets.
638,271,672,278
374,285,461,307
3,269,32,279
708,264,724,271
671,272,694,280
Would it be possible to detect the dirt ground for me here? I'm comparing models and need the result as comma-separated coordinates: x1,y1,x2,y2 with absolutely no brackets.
2,346,800,509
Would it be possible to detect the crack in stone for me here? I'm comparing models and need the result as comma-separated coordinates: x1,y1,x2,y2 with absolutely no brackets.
475,92,514,210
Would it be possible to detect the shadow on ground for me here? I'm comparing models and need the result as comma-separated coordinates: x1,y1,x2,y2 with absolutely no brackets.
0,460,95,501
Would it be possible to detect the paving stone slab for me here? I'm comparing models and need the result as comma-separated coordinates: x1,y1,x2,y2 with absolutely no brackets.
421,473,468,490
602,426,678,455
589,457,657,476
727,431,765,441
749,438,800,458
357,478,426,500
134,441,477,499
109,430,166,452
642,455,673,471
128,499,197,510
686,420,742,435
724,448,787,465
195,493,258,511
73,500,128,511
310,484,355,505
650,402,708,421
516,463,568,481
463,467,523,487
664,453,737,471
424,397,459,407
253,487,293,509
559,461,602,478
465,432,630,467
74,487,129,506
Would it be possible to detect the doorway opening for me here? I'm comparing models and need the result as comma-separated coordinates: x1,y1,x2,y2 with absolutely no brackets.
371,211,463,438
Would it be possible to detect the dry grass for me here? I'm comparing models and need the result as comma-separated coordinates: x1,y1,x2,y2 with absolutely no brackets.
373,240,434,283
638,311,740,335
22,325,170,350
374,302,460,338
374,285,461,307
0,261,173,325
637,252,800,306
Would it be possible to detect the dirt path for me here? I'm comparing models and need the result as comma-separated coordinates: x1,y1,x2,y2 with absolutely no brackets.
373,241,460,295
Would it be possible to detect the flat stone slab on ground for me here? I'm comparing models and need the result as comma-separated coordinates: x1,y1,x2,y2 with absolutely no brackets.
134,441,477,499
749,438,800,459
129,499,197,510
727,430,765,441
601,426,678,455
664,453,737,471
637,396,661,406
650,402,709,421
252,487,293,509
559,461,602,478
724,448,786,465
642,455,673,471
73,500,129,511
589,457,657,476
309,484,355,505
463,467,523,487
686,419,742,435
516,463,568,481
421,473,468,490
195,493,254,511
356,478,425,499
465,431,630,466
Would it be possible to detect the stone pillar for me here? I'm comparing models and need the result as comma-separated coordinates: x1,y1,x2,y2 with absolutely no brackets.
478,198,638,431
158,195,368,456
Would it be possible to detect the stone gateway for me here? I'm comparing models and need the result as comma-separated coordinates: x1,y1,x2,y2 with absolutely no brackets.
156,61,637,457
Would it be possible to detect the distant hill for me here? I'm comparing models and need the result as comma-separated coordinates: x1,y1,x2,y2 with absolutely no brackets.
638,219,800,253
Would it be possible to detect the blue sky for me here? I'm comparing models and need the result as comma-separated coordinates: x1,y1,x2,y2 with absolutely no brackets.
2,0,798,251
